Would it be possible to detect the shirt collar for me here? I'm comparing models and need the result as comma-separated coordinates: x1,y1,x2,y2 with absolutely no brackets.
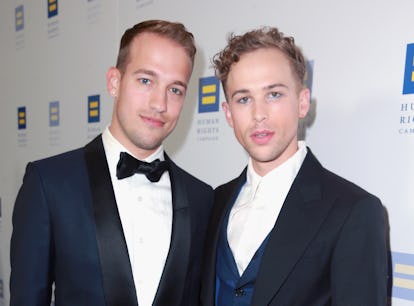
245,141,308,198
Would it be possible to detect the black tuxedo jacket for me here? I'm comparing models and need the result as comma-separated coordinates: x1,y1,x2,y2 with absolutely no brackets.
200,149,388,306
10,135,213,306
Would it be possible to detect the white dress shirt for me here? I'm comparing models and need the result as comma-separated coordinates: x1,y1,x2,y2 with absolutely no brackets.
227,141,308,276
102,127,172,306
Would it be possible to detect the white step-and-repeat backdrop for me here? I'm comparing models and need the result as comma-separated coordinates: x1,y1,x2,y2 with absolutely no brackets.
0,0,413,305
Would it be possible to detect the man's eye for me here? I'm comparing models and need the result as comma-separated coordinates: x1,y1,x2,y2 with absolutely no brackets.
237,97,250,104
170,87,183,95
269,92,282,99
139,78,151,85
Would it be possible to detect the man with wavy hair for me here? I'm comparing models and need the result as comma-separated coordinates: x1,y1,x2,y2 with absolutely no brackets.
201,27,388,306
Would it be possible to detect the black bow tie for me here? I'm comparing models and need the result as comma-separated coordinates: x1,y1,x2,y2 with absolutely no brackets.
116,152,168,182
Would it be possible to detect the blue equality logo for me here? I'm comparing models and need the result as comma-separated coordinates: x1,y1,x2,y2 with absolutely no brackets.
403,43,414,95
88,95,100,123
199,76,220,113
47,0,58,18
18,106,26,130
15,5,24,31
49,101,59,127
392,251,414,301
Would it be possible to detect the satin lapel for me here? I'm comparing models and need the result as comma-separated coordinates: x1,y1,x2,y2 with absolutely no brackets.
251,151,331,306
201,169,247,306
152,154,190,306
84,136,138,306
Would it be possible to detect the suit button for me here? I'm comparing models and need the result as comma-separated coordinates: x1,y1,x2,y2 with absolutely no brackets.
235,288,244,297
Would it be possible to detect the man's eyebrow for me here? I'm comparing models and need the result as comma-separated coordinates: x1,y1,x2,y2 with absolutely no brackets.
133,69,187,89
132,69,157,77
230,83,288,99
264,83,288,90
230,89,250,99
172,80,187,89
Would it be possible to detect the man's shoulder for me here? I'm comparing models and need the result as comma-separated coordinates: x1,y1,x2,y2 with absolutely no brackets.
321,167,381,203
32,135,102,168
26,142,95,182
19,146,89,190
32,146,85,168
306,150,381,205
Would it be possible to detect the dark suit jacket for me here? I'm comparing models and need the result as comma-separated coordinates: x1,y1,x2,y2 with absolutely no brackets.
200,149,388,306
10,135,213,306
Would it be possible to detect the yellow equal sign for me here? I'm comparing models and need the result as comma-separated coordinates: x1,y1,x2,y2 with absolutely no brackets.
394,263,414,290
18,111,25,125
202,84,217,105
50,107,58,119
89,99,99,117
49,0,57,12
16,10,23,25
18,111,25,124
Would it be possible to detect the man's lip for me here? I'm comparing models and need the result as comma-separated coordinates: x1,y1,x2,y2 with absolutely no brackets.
141,115,165,127
250,130,274,144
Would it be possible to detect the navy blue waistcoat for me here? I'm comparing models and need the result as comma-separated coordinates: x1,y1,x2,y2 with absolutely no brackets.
215,208,270,306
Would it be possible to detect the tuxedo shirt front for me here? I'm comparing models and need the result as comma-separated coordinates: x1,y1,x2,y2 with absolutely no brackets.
102,127,172,306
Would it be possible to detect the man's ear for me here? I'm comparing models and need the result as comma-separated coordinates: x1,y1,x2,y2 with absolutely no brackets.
222,101,234,127
298,88,310,119
106,67,121,98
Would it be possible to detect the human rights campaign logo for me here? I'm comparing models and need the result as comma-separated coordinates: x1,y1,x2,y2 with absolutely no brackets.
49,101,59,127
47,0,58,18
88,95,100,123
18,106,26,130
15,5,24,31
199,76,220,113
403,43,414,94
392,251,414,301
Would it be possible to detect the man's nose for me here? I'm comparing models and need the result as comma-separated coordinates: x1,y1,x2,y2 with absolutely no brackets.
149,87,167,113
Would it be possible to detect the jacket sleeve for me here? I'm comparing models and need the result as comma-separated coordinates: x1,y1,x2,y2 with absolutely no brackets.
10,162,53,306
330,195,388,306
